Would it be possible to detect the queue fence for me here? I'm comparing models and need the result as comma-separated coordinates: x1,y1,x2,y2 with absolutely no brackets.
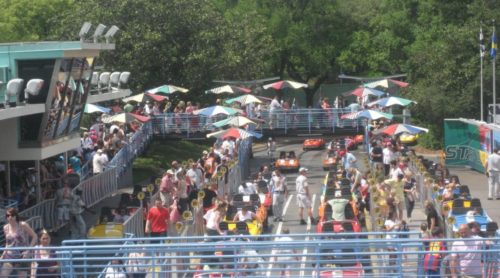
1,233,498,277
151,108,364,137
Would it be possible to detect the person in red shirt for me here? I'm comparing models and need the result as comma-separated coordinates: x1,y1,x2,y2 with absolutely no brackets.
145,198,169,243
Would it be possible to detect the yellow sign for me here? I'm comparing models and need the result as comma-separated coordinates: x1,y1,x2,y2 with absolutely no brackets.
198,191,205,199
182,211,193,220
175,222,184,233
146,184,155,193
443,204,450,212
220,167,227,174
155,178,162,186
137,192,145,200
191,199,199,208
376,218,384,227
464,201,471,208
448,216,455,224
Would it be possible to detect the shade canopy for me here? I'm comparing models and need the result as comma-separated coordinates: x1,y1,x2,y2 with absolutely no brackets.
364,79,409,89
225,94,262,106
341,109,394,120
376,123,428,136
193,105,242,117
349,87,386,98
122,93,166,103
212,116,256,128
84,103,111,114
205,85,252,94
367,96,416,108
146,84,189,95
102,113,150,124
206,127,262,139
263,80,308,90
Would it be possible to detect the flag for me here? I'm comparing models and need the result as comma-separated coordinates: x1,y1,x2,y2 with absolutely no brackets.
491,31,497,59
480,27,485,58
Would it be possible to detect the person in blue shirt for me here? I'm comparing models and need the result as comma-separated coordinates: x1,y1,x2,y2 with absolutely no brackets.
68,151,82,176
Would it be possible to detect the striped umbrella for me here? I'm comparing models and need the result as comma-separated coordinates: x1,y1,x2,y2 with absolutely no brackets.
367,97,416,108
146,84,189,95
349,87,386,98
206,127,262,139
122,93,166,103
364,79,409,89
193,105,242,117
263,80,308,90
84,103,111,114
376,123,428,136
225,94,262,105
212,116,256,128
205,85,252,94
341,109,393,120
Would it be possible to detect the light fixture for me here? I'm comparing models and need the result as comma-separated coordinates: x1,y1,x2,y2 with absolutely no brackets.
119,72,131,88
98,72,110,92
93,24,107,43
5,78,24,107
104,25,120,44
79,22,92,42
24,79,44,103
109,72,121,88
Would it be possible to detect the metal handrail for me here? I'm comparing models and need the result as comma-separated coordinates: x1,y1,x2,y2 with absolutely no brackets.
72,167,118,208
0,234,497,278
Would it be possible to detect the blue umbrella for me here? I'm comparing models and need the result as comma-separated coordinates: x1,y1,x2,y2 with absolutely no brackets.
193,105,242,117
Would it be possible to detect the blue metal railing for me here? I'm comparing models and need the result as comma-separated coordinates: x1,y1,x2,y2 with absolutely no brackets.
151,108,364,137
0,233,498,277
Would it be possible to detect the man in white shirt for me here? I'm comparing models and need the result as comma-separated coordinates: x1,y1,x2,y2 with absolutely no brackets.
269,96,282,129
92,149,108,175
186,163,203,190
450,224,484,278
485,148,500,200
271,169,287,222
382,144,395,177
295,168,317,225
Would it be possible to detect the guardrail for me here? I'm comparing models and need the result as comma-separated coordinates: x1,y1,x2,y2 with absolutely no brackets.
1,233,498,277
151,108,364,137
72,167,118,208
123,207,144,238
108,121,152,178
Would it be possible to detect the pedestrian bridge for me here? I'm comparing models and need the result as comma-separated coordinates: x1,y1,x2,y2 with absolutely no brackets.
3,232,499,277
152,108,366,139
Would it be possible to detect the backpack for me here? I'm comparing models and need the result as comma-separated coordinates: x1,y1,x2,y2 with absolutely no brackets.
398,222,410,238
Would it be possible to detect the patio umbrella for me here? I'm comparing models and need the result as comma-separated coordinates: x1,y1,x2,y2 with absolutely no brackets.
263,80,308,90
84,103,111,114
225,94,262,105
146,84,189,95
101,113,150,124
212,116,256,128
367,97,416,108
206,127,262,139
341,109,394,120
376,123,428,136
193,105,242,117
205,85,252,94
122,93,166,103
349,87,386,98
364,79,409,89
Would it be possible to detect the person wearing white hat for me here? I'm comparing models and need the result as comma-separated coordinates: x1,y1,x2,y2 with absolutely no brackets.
92,149,108,175
295,167,316,225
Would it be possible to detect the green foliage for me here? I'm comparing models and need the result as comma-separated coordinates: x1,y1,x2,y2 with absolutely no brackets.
132,139,210,183
3,0,500,148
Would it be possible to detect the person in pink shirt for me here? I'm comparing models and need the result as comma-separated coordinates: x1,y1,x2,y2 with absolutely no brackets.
159,170,174,206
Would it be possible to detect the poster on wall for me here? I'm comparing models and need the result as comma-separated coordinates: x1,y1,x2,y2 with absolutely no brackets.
444,119,486,172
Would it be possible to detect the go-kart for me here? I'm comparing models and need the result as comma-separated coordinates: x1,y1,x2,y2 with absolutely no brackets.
303,138,325,151
312,262,365,277
221,194,267,236
317,187,361,234
274,151,299,172
445,198,492,237
322,152,338,171
400,132,419,145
